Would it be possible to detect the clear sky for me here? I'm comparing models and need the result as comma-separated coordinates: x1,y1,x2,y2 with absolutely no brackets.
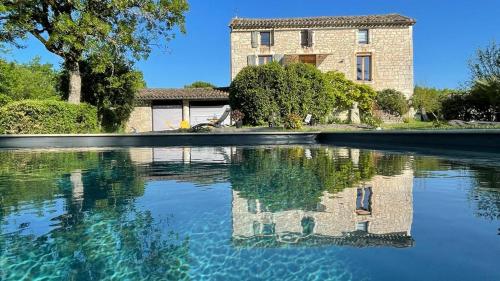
4,0,500,89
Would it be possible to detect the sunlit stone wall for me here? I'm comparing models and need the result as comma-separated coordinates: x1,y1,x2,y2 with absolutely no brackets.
231,26,414,98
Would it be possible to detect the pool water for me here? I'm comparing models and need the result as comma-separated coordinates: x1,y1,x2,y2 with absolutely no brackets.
0,146,499,281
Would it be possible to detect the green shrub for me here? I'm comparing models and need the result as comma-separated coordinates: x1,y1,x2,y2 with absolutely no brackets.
285,63,334,123
412,86,451,120
229,62,333,125
0,100,99,134
355,84,378,113
376,89,409,116
324,71,377,114
229,63,285,125
361,115,382,127
441,90,498,121
0,93,13,107
283,113,303,129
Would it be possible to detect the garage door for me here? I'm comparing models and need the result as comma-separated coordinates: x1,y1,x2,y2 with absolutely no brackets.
153,105,183,131
190,105,230,127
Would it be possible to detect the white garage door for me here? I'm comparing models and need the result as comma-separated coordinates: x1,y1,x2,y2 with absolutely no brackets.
190,105,230,127
153,105,183,131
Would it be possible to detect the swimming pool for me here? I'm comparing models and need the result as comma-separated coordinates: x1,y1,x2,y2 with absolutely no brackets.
1,146,499,280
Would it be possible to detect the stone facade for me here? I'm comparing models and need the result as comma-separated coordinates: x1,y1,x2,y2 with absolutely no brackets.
230,18,414,98
126,105,152,133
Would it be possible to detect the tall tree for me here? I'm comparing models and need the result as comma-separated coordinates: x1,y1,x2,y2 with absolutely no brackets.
469,41,500,82
0,0,188,103
61,55,146,132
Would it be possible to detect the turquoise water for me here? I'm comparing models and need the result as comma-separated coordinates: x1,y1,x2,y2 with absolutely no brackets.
0,146,499,281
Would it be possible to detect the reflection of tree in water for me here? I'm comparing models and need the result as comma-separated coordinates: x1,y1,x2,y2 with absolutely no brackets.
375,154,410,176
0,150,190,280
1,208,190,280
413,156,500,221
468,166,500,220
0,150,99,218
229,147,405,212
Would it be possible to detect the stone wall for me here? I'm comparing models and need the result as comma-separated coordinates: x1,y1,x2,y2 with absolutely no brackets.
125,106,152,133
230,26,414,98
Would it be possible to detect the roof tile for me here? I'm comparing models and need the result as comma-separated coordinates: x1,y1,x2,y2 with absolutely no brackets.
138,88,229,101
230,14,416,29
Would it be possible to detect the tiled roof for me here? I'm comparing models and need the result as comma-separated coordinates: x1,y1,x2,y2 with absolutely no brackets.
138,88,229,101
230,14,416,29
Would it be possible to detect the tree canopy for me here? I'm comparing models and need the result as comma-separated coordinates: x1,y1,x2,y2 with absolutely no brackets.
469,41,500,82
184,81,216,88
0,57,60,100
0,0,189,103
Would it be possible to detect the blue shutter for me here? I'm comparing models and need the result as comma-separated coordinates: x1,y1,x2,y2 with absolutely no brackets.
270,30,275,46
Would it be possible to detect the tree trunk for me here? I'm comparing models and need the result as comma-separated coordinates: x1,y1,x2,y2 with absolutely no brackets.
67,61,81,104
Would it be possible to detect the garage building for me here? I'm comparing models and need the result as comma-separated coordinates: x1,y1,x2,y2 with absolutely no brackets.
126,88,230,132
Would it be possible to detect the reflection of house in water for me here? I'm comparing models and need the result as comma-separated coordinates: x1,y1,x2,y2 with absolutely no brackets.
128,147,414,248
232,168,414,248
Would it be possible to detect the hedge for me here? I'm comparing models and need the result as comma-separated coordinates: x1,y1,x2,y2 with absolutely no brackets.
0,100,99,134
0,93,13,107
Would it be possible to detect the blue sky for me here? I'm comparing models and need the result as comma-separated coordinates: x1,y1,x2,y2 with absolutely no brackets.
4,0,500,89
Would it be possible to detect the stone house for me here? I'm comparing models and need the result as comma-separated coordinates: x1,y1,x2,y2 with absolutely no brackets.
230,14,416,98
127,13,416,132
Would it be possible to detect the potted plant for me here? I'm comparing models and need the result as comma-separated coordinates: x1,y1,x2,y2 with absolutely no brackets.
231,110,245,128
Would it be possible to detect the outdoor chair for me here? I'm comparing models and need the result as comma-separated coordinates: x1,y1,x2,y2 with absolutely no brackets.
190,108,231,132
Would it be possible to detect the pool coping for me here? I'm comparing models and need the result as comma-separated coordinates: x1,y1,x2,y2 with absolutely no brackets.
318,129,500,153
0,132,319,148
1,130,500,152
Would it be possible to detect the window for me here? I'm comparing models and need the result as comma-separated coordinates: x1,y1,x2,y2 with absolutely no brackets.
356,221,369,232
299,55,317,66
358,29,369,44
357,55,372,81
356,187,372,215
301,217,315,235
258,55,273,65
260,31,271,46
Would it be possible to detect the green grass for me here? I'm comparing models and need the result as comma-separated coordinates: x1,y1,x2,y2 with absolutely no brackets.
382,120,500,130
382,121,440,130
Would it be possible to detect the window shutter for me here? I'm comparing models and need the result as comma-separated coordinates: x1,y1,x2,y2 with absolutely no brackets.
273,54,284,65
251,32,258,48
270,30,275,46
247,55,256,66
307,30,314,47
